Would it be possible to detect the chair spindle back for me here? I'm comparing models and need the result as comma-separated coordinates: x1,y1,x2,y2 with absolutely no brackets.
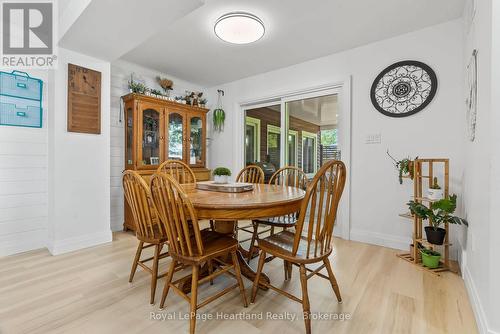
236,165,265,184
150,173,204,258
269,166,308,190
157,160,197,185
122,170,167,240
293,160,346,259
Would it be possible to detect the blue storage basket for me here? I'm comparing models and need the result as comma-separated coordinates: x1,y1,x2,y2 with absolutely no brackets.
0,70,43,128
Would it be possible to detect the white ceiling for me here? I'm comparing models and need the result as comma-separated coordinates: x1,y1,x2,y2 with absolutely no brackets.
60,0,465,86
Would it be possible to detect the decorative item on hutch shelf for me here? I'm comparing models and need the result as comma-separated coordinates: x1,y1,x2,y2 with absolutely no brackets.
387,150,417,184
407,194,468,245
68,64,101,134
371,60,438,118
121,92,210,231
213,167,231,184
156,76,173,97
0,70,43,128
213,89,225,132
427,177,443,200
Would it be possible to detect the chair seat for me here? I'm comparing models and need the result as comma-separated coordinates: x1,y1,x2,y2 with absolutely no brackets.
257,230,331,263
175,230,238,262
253,215,298,227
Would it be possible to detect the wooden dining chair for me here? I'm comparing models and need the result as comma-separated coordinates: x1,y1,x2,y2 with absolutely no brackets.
246,166,308,268
157,160,197,185
150,173,248,334
235,165,265,184
122,170,170,305
250,160,346,334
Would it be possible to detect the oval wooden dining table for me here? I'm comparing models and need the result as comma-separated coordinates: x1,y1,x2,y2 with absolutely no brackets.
180,183,305,292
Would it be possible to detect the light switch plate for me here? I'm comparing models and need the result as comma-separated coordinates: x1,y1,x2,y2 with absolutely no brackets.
365,133,381,144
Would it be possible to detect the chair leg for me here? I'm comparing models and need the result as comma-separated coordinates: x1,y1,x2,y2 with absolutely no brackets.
323,257,342,302
129,241,144,283
251,250,266,303
270,226,275,236
209,220,215,231
150,244,161,305
190,265,199,334
231,251,248,307
208,259,214,285
247,221,259,262
283,260,289,281
160,260,177,309
299,265,312,334
287,261,293,280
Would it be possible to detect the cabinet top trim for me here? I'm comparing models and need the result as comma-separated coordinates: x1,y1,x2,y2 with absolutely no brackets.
122,93,209,113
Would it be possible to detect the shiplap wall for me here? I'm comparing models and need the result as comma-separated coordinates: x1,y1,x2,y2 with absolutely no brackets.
110,60,206,231
0,70,48,255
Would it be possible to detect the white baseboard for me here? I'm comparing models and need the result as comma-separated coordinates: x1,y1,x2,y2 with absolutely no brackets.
349,228,410,251
0,229,47,256
462,253,498,334
47,230,113,255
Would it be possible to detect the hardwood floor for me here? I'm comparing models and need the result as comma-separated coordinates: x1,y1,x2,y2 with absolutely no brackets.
0,228,477,334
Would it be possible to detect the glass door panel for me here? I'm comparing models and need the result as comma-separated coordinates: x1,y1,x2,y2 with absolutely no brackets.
126,107,133,166
287,130,298,166
141,108,160,166
189,116,203,165
245,116,260,164
267,125,281,168
168,112,184,161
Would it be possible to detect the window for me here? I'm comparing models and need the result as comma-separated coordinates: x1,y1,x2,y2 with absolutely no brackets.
287,129,298,166
245,117,260,164
267,125,281,168
302,130,317,175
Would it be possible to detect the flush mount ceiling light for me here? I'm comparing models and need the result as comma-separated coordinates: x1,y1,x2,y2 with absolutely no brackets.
214,12,265,44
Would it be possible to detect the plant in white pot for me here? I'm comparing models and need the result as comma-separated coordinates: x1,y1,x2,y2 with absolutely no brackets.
213,167,231,184
427,177,444,200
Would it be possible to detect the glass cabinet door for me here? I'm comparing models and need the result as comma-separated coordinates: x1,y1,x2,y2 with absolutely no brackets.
168,112,184,161
140,108,161,166
125,106,134,166
189,116,203,166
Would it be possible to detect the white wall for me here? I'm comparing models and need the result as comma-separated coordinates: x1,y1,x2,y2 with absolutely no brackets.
109,60,206,231
461,0,499,333
208,20,465,253
47,48,112,255
0,69,49,256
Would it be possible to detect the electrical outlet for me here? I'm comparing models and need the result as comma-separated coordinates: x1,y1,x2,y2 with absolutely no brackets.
365,133,381,144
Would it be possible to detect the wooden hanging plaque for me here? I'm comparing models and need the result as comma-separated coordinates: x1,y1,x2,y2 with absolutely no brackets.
67,63,101,134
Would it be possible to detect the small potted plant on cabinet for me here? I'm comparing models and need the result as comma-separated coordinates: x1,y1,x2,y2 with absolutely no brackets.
407,194,468,245
427,177,444,200
420,248,441,269
213,167,231,184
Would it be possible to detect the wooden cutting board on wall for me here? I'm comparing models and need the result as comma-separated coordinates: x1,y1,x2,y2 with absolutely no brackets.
67,63,101,134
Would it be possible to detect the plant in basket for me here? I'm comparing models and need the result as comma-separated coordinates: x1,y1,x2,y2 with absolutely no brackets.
387,150,417,184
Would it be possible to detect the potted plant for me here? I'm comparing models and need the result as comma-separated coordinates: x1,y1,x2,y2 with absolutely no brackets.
387,150,417,184
213,167,231,184
128,80,147,94
213,89,225,132
156,76,173,97
427,177,444,200
407,194,468,245
150,89,162,98
199,98,207,108
420,248,441,269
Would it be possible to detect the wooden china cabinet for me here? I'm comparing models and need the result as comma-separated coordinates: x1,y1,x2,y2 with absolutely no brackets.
122,93,210,231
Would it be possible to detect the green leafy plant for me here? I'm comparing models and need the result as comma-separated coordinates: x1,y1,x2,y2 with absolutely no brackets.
150,89,162,96
407,194,469,230
420,248,441,257
213,167,231,176
213,108,225,132
128,80,147,94
430,177,441,190
387,150,417,184
199,98,208,105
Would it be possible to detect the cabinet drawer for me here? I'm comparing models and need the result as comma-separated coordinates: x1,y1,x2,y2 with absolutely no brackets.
0,102,42,128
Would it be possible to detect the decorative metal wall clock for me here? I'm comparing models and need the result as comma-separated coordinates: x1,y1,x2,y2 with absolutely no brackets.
370,60,438,118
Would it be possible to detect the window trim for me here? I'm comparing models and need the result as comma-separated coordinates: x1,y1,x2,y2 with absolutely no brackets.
245,116,261,163
266,124,281,166
287,129,298,167
301,130,318,176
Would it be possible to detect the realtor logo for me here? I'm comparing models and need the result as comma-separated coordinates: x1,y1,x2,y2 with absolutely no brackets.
1,0,57,68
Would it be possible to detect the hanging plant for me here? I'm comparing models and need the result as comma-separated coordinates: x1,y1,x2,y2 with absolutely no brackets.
213,89,225,132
